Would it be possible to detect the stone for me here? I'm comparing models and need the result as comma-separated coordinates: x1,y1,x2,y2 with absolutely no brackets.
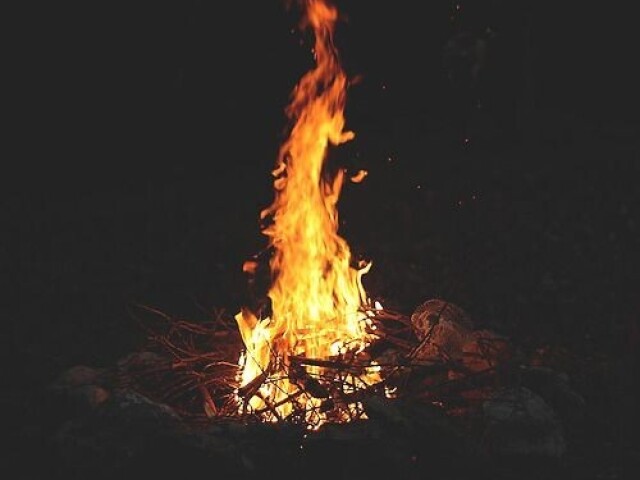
54,389,187,477
51,365,105,388
482,386,566,459
519,365,586,423
48,365,110,417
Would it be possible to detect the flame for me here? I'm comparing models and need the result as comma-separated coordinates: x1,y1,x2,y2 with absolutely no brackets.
235,0,380,426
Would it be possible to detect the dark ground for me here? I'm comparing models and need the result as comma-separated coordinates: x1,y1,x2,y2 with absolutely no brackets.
4,0,640,478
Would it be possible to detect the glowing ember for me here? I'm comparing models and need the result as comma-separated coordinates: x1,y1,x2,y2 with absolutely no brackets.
234,0,382,427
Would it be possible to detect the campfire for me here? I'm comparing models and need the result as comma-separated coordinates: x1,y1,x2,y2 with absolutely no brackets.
35,3,624,478
119,0,522,432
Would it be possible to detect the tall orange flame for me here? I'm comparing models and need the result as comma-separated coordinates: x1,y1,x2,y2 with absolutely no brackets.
235,0,379,426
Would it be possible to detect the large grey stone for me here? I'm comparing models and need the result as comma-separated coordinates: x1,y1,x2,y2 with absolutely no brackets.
482,386,566,459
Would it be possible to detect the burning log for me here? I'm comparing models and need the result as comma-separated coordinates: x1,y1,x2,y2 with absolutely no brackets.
289,359,330,398
236,370,270,405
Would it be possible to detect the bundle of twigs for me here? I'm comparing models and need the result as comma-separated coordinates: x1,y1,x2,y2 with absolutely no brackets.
118,304,244,419
118,303,516,427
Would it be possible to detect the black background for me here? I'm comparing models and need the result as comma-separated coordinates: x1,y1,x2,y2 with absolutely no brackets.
5,0,640,466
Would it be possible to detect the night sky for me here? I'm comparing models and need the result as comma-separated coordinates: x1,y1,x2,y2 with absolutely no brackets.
6,0,640,444
16,0,640,178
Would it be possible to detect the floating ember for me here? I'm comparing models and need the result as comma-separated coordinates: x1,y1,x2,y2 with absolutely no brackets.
233,0,383,428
